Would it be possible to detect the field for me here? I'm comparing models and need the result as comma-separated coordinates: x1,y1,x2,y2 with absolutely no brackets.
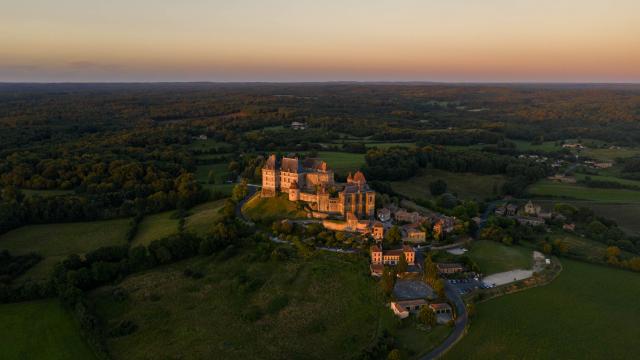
242,193,307,223
445,260,640,359
391,169,504,201
132,200,226,246
0,299,97,360
580,146,640,162
467,241,532,275
0,218,130,281
315,151,365,175
91,252,387,360
527,180,640,203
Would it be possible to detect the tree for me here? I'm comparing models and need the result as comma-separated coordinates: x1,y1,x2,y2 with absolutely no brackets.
467,303,476,319
396,253,408,274
207,170,216,184
418,306,436,327
423,255,438,285
381,266,396,297
429,179,447,196
433,279,446,298
387,349,402,360
232,179,248,202
385,225,402,246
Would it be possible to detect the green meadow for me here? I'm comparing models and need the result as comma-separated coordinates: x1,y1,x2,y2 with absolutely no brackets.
391,169,505,201
242,193,307,224
467,241,532,275
0,218,130,281
0,300,97,360
527,180,640,203
315,151,365,175
92,253,386,360
446,260,640,359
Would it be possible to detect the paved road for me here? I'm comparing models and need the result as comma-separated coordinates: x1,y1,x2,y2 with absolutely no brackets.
420,283,468,360
235,184,260,221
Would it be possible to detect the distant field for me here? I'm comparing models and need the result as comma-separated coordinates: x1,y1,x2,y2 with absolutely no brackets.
315,151,365,175
195,163,229,184
445,260,640,359
0,300,97,360
0,218,130,281
391,169,504,201
511,140,561,152
581,146,640,162
468,241,532,275
189,138,233,151
242,193,307,224
92,253,388,360
133,200,226,246
574,172,640,188
545,231,636,263
364,142,416,149
528,180,640,203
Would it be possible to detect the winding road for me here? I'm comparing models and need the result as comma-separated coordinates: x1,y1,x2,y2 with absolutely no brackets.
420,283,468,359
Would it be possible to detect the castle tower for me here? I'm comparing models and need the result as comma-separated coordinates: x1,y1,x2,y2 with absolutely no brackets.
261,154,279,197
288,181,300,201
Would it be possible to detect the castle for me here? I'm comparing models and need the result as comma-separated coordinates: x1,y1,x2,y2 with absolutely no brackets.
261,154,375,220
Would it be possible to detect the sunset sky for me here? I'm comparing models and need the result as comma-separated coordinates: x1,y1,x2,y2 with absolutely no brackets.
1,0,639,82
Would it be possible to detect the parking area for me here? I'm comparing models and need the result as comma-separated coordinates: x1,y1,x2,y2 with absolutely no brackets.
447,277,493,296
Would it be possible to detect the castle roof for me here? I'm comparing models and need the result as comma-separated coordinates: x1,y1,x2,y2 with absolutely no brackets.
353,171,366,183
281,157,301,173
264,154,277,170
302,158,329,172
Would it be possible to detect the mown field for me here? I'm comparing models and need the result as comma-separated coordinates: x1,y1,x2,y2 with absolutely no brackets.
91,253,387,360
445,259,640,359
391,169,504,201
528,180,640,203
0,299,97,360
242,193,307,224
0,218,130,281
315,151,365,175
467,241,532,275
132,200,226,246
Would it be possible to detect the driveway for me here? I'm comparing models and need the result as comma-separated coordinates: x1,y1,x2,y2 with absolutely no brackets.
420,283,468,359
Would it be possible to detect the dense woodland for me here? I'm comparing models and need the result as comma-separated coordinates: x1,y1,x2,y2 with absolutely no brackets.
1,83,639,234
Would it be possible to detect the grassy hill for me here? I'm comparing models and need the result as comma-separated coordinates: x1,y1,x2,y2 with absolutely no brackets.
467,241,532,275
0,300,97,360
91,253,387,360
242,193,307,224
0,218,130,281
445,259,640,359
132,200,226,246
391,169,505,201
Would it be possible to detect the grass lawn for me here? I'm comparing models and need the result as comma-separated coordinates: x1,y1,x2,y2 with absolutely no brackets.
188,138,233,151
527,180,640,203
0,219,130,281
133,200,227,246
195,163,230,184
581,146,640,162
315,151,365,175
242,193,307,224
185,200,226,237
467,241,532,275
131,211,179,247
0,299,97,360
445,259,640,359
395,323,452,359
91,252,389,360
391,169,504,201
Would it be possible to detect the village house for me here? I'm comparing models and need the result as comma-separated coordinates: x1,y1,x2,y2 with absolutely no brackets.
390,299,428,319
403,224,426,243
394,209,424,223
514,216,545,227
563,223,576,231
429,303,454,324
377,207,391,222
370,245,415,276
436,263,466,275
547,174,577,184
291,121,307,130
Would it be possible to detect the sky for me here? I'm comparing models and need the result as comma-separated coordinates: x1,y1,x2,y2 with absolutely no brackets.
1,0,639,82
